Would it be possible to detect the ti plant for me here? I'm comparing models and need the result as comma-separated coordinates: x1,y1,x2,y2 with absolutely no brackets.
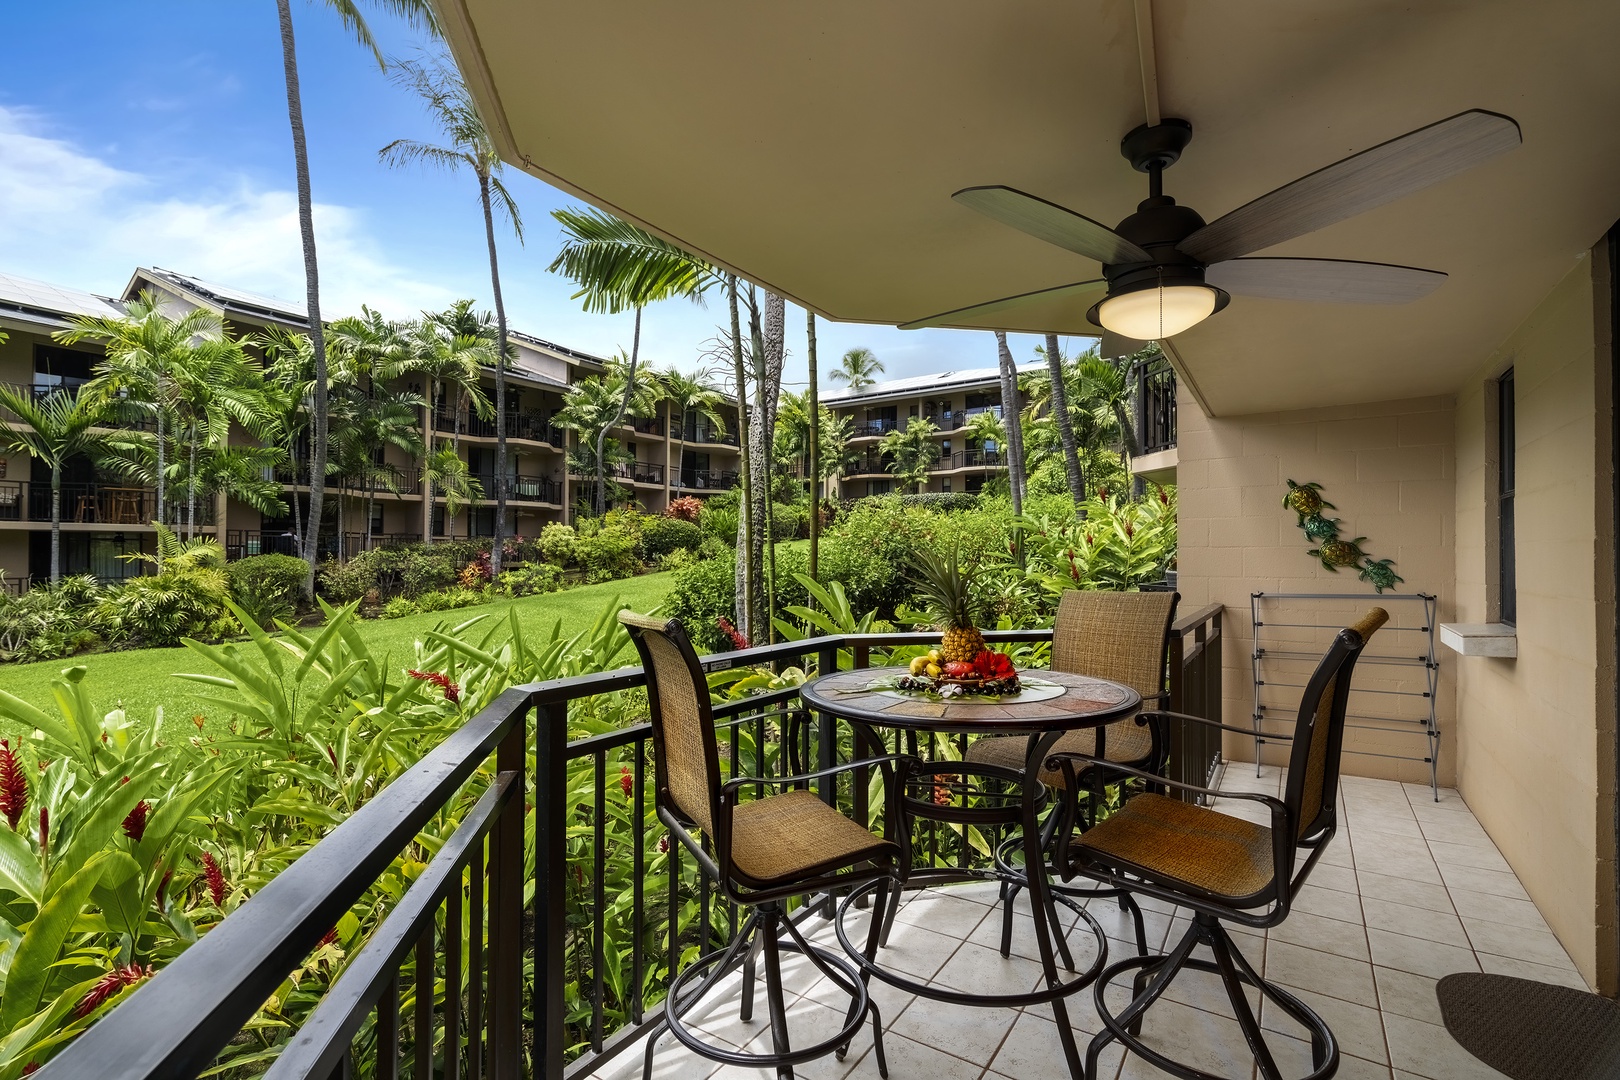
1284,478,1405,593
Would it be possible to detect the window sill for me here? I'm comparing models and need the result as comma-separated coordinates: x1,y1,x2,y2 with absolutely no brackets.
1439,623,1517,658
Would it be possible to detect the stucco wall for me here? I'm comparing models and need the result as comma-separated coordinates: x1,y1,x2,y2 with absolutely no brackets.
1451,252,1613,991
1175,393,1457,787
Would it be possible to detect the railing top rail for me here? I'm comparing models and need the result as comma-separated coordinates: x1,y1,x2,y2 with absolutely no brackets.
47,685,535,1080
1171,602,1223,634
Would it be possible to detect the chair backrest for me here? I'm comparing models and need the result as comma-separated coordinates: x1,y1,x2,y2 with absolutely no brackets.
1282,608,1389,842
619,612,721,836
1051,589,1180,704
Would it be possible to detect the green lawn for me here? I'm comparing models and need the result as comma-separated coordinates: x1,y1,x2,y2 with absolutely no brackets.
0,571,677,732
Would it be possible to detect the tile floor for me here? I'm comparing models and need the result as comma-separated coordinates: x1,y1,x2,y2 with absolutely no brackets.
593,765,1589,1080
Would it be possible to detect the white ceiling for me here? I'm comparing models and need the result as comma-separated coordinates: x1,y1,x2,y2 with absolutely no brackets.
438,0,1620,415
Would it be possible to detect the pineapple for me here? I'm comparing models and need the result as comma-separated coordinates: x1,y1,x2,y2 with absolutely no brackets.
908,543,986,663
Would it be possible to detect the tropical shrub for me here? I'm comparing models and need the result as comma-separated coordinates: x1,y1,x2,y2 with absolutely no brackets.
226,554,307,628
496,563,562,596
639,516,700,560
574,526,639,583
97,527,232,647
400,554,457,598
771,503,808,540
666,551,739,652
697,504,738,545
0,576,107,663
657,548,700,574
664,496,702,522
413,585,490,613
382,596,420,619
538,523,578,566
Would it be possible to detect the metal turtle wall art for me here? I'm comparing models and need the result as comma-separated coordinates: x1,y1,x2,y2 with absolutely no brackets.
1283,479,1405,593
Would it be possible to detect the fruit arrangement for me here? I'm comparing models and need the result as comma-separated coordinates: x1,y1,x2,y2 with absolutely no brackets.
896,543,1022,696
897,647,1022,696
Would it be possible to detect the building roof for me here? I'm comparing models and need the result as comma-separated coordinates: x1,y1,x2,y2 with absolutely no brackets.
0,271,126,332
821,361,1044,407
128,267,309,327
509,328,607,370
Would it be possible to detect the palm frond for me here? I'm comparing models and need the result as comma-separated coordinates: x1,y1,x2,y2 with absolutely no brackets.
547,208,718,314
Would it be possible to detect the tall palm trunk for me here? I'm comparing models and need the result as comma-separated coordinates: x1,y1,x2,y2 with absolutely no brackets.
154,376,167,527
995,331,1026,514
49,464,61,583
807,311,820,582
277,0,329,597
597,308,642,517
187,425,198,541
1044,332,1086,504
727,276,756,640
450,388,464,537
422,385,437,543
480,173,511,575
758,292,786,641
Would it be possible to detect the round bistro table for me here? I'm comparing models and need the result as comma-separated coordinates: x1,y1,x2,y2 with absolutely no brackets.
799,666,1142,1080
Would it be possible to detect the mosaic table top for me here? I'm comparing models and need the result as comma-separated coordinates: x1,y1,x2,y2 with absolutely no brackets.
800,665,1141,734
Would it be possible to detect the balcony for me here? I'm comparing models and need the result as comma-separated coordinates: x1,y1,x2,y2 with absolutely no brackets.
626,416,664,436
0,480,195,525
675,468,738,491
571,461,667,486
937,448,1004,470
680,423,740,447
851,418,898,438
1135,357,1176,456
467,473,563,504
842,452,892,478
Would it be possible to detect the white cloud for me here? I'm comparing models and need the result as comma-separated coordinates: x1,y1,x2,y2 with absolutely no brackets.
0,104,455,319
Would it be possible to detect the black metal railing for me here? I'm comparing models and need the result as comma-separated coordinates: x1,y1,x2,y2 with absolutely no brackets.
675,468,738,491
626,416,663,436
468,473,562,504
680,424,739,447
76,611,1223,1080
842,453,891,478
938,448,1004,470
1166,603,1223,796
850,418,897,437
1136,358,1177,455
572,461,666,485
0,575,27,597
0,481,192,525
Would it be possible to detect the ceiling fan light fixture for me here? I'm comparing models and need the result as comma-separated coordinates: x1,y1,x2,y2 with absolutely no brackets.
1094,281,1223,340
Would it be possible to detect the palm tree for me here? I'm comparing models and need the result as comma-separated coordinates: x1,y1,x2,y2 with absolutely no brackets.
661,367,727,493
830,346,884,392
547,208,718,516
381,53,524,573
163,337,281,540
806,311,821,580
995,331,1027,518
273,0,439,595
404,313,495,542
0,388,113,582
1040,334,1087,503
879,417,941,494
59,290,224,528
558,357,660,512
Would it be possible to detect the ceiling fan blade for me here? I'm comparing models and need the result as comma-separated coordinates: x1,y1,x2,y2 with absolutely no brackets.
954,186,1151,265
898,278,1107,331
1100,330,1151,358
1206,258,1446,304
1180,110,1521,264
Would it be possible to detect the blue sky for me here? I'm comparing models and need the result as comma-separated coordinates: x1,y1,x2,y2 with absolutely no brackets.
0,2,1095,390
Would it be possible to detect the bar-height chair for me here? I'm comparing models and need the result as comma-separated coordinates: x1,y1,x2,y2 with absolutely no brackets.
620,612,910,1080
964,589,1179,954
1048,608,1387,1080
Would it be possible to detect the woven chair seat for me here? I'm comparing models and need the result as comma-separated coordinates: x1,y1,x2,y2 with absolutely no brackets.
966,720,1155,788
729,790,899,889
1075,793,1274,901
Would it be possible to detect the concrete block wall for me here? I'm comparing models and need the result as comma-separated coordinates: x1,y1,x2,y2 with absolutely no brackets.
1174,392,1457,787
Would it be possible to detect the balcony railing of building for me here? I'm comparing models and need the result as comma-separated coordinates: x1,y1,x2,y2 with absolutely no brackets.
841,452,892,478
626,416,663,436
1135,357,1177,455
1,381,157,432
674,468,738,491
937,448,1005,470
68,605,1220,1080
0,481,204,526
679,423,740,447
850,417,898,437
570,461,666,485
927,405,1002,432
467,473,563,504
433,410,565,446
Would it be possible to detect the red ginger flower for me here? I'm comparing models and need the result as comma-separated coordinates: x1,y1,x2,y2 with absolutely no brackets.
408,669,461,704
122,800,149,843
319,926,340,947
201,853,227,906
38,807,47,864
75,964,153,1018
21,1064,37,1075
717,617,750,651
619,766,633,797
0,740,26,832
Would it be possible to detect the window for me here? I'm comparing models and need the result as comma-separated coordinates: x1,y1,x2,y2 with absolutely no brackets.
1498,368,1516,624
941,479,952,493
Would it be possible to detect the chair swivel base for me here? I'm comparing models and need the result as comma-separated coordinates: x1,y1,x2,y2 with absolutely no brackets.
992,831,1155,959
1088,914,1339,1080
649,906,887,1080
833,875,1109,1009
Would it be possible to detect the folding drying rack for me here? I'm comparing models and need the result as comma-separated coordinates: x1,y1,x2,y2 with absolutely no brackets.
1250,591,1441,800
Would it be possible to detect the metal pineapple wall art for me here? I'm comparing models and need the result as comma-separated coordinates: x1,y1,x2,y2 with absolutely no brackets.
1282,479,1404,593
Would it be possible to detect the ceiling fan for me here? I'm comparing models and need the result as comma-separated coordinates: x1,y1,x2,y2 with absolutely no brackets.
901,110,1522,356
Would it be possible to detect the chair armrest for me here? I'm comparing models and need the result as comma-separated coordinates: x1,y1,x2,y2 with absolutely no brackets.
1139,710,1284,741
